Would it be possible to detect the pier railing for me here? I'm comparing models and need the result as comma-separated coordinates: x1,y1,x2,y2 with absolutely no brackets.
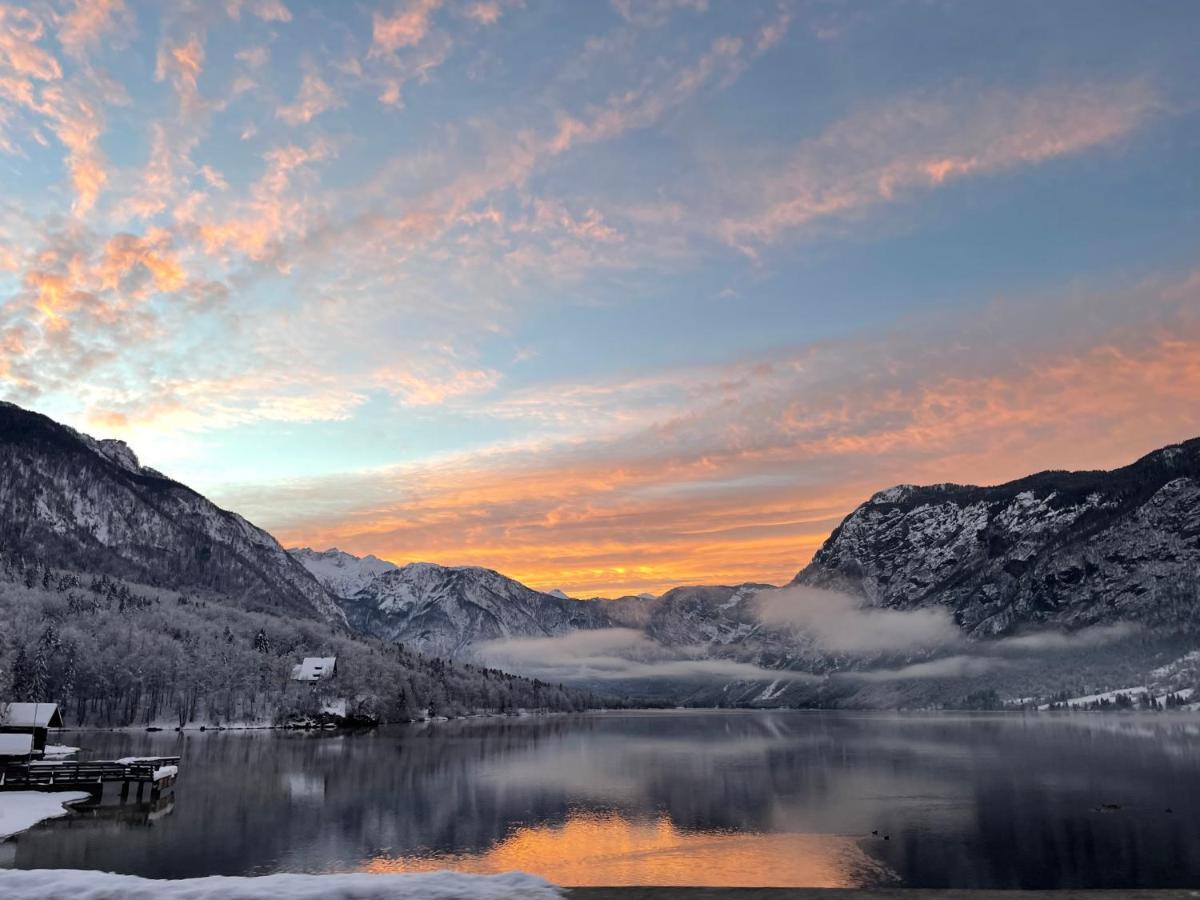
0,756,181,792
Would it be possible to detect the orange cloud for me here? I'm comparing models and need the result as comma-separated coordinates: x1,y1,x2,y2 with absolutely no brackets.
155,34,204,111
244,275,1200,598
57,0,128,59
371,364,499,406
96,230,186,296
0,7,62,80
198,139,334,262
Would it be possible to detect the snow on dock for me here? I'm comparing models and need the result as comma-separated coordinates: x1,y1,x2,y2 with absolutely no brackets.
0,869,563,899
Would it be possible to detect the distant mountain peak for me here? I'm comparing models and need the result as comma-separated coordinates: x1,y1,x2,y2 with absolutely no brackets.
548,588,571,600
289,547,399,599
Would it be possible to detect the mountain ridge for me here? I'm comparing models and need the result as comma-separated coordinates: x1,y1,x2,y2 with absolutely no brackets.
794,437,1200,637
0,402,344,624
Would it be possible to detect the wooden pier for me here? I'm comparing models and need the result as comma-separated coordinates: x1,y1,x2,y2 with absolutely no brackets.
0,756,180,800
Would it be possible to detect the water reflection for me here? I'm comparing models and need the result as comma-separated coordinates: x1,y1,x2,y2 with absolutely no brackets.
364,811,894,887
6,711,1200,888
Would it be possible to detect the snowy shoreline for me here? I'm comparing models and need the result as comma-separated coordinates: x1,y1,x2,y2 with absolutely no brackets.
0,792,91,841
0,869,563,899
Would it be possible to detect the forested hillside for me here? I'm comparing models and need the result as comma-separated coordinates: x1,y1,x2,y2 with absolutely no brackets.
0,552,607,728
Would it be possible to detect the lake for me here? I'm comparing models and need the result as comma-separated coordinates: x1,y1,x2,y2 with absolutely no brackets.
4,711,1200,888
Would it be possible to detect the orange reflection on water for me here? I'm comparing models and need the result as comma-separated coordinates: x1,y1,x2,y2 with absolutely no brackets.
361,811,890,887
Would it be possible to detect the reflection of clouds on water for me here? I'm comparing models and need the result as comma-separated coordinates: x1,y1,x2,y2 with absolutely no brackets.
474,712,980,839
18,712,1200,888
362,810,898,887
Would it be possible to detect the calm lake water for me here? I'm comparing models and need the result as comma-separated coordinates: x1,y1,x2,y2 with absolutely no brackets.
5,710,1200,888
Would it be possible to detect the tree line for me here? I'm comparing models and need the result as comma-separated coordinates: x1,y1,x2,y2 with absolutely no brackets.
0,551,622,728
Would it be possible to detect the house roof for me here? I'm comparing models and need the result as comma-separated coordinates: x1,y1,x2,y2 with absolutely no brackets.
1,702,64,728
290,657,337,681
0,733,34,756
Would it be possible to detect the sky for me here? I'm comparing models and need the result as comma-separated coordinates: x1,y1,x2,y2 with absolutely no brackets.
1,0,1199,597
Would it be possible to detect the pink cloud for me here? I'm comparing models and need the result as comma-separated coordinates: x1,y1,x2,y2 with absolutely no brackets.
57,0,129,59
718,80,1159,250
277,71,341,124
225,0,292,23
370,0,442,56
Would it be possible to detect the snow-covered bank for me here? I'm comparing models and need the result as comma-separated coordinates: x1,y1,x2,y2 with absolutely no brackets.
0,792,90,840
0,869,562,899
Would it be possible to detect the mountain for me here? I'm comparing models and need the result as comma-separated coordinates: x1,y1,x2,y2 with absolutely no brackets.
0,402,343,623
794,438,1200,637
299,560,620,656
289,547,398,599
293,438,1200,709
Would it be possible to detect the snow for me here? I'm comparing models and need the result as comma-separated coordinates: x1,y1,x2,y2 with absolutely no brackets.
1,702,64,727
289,547,398,598
0,870,563,899
41,744,79,758
0,734,33,756
291,657,337,682
1037,686,1149,710
153,765,178,782
115,756,178,765
0,791,90,839
755,680,787,702
322,698,348,717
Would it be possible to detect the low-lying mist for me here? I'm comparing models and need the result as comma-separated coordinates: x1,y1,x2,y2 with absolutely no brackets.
476,585,1144,697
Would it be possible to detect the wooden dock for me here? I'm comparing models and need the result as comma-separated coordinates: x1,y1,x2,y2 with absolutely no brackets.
0,756,180,800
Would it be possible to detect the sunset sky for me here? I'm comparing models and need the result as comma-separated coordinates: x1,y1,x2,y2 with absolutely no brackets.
2,0,1199,596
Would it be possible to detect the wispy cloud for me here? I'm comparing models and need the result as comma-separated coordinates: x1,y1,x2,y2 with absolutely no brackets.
717,81,1159,252
277,71,341,125
233,270,1200,596
57,0,130,60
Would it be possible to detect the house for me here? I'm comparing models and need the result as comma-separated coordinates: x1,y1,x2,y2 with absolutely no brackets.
291,657,337,682
0,702,65,753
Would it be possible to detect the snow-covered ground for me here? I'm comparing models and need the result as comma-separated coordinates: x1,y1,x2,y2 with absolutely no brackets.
41,744,79,758
0,791,90,840
0,870,562,899
1037,686,1196,710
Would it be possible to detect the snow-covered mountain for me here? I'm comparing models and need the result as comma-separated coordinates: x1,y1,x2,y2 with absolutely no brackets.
293,438,1200,707
794,438,1200,637
0,402,344,623
290,547,398,599
299,559,621,656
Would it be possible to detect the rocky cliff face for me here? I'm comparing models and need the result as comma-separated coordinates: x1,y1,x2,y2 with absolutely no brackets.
310,561,620,656
794,439,1200,637
0,402,343,623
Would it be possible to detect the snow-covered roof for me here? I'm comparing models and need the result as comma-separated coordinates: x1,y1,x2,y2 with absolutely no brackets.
290,657,337,682
0,733,34,756
0,702,64,728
